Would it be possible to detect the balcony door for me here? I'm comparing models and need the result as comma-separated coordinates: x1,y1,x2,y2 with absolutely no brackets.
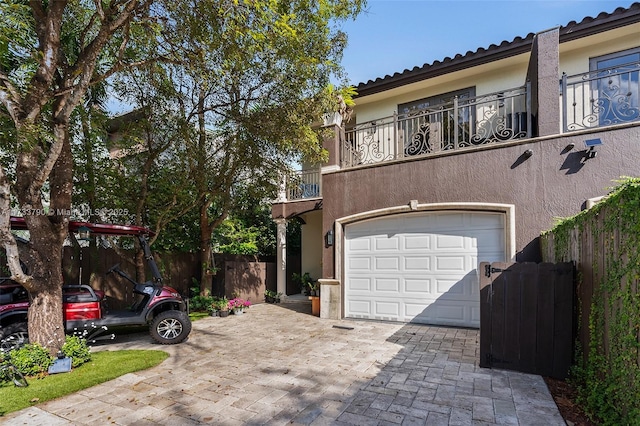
589,47,640,126
398,87,475,156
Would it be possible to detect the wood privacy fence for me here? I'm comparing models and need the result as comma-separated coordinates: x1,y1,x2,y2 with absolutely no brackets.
62,248,275,309
479,261,575,379
540,195,640,367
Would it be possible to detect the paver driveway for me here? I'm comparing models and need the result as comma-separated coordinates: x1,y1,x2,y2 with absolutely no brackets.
3,302,564,425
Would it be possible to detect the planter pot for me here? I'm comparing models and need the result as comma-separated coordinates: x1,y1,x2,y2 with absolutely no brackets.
210,311,219,317
310,296,320,317
219,310,230,317
233,308,244,315
322,111,343,127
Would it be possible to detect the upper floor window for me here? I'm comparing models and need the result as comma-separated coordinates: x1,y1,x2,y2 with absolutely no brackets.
397,87,476,155
398,87,476,114
589,47,640,126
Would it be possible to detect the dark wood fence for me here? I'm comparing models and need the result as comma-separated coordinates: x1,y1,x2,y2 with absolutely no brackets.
62,248,275,309
62,247,201,309
479,261,575,379
540,198,640,368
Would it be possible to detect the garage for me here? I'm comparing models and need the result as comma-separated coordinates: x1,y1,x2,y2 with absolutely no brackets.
344,211,506,327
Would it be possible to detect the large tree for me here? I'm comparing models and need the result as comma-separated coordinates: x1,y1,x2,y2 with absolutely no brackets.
0,0,159,353
157,0,364,293
0,0,364,352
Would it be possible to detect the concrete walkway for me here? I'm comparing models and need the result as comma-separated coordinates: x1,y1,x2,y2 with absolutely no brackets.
3,302,565,425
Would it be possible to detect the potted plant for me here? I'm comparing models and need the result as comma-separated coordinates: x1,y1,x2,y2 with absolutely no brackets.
308,281,319,297
229,298,251,315
215,297,229,317
292,272,316,296
264,290,282,303
321,84,357,127
209,302,219,317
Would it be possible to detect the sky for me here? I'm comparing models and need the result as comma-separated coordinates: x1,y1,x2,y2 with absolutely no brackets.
337,0,636,87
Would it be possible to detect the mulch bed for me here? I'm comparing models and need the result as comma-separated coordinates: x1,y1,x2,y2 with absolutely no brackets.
543,377,598,426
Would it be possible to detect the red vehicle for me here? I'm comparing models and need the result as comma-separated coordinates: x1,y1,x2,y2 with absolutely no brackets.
0,218,191,345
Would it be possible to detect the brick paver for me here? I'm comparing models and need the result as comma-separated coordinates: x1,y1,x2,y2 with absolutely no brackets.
2,302,565,425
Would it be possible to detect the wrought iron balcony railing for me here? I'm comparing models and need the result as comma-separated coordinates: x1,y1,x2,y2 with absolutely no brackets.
562,61,640,132
342,84,531,168
286,168,321,201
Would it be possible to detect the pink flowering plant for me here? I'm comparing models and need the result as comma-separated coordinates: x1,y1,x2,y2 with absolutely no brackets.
228,298,251,310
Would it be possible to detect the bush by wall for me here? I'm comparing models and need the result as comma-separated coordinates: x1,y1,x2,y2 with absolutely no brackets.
541,177,640,425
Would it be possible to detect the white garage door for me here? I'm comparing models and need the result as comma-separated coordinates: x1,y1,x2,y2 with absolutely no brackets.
344,211,505,327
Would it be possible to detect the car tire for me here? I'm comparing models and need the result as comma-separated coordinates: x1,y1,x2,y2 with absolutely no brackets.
149,311,191,345
0,322,29,351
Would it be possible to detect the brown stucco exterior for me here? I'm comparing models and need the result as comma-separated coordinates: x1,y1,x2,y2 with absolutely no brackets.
320,124,640,278
271,4,640,303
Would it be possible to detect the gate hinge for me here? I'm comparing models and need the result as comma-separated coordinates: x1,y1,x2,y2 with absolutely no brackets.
484,265,509,277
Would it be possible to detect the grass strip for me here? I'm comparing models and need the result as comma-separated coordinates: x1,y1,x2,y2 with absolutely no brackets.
0,349,168,416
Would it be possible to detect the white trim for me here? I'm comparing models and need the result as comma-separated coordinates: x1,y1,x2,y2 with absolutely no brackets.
586,196,605,209
321,165,341,174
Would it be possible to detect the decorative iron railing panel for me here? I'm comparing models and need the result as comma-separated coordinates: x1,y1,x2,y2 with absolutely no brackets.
287,169,321,201
562,61,640,132
342,85,530,168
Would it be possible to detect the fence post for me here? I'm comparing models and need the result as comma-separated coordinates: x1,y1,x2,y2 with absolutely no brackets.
560,72,567,133
526,81,532,139
453,96,459,149
394,111,400,160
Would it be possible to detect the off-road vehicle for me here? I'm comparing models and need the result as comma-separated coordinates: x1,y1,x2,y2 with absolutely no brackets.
0,218,191,345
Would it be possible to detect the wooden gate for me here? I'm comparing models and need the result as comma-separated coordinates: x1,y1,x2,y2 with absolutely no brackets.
479,262,574,379
224,260,274,303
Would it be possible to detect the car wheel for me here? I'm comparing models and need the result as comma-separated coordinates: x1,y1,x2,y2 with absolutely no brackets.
0,322,29,351
149,311,191,344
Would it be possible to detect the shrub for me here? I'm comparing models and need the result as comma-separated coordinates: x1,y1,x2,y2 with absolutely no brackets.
10,343,53,376
189,294,215,312
61,335,91,368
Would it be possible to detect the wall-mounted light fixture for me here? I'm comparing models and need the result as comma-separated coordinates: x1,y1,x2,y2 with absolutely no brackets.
523,149,533,158
77,226,92,241
584,138,602,160
324,229,334,248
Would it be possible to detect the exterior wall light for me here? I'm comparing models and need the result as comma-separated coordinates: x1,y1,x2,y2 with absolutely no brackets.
77,226,92,241
324,229,334,247
584,138,602,160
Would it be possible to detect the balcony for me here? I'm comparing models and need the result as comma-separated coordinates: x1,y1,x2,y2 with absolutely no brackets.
282,60,640,201
562,61,640,132
285,168,321,201
342,85,531,168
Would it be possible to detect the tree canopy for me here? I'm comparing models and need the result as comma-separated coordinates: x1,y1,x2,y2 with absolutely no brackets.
0,0,365,352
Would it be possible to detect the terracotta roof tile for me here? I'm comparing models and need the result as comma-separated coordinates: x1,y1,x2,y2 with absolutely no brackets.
355,2,640,97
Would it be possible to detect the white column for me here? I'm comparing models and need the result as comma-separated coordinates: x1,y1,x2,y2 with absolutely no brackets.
275,218,287,298
275,175,287,203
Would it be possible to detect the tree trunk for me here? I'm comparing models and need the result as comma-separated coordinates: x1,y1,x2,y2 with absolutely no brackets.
13,122,72,354
199,202,212,295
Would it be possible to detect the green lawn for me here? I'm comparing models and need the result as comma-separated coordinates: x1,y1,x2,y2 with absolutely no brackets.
188,311,210,321
0,350,168,416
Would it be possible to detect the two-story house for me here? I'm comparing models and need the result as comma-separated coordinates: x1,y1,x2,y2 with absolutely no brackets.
272,3,640,328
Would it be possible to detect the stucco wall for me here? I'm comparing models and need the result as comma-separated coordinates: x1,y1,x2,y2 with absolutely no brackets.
321,124,640,278
300,210,323,281
354,59,528,124
559,22,640,76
